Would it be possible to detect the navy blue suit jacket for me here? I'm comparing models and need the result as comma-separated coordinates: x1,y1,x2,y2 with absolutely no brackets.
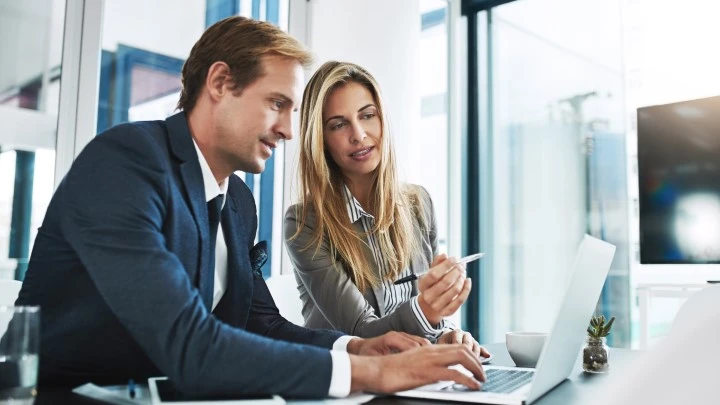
17,112,344,398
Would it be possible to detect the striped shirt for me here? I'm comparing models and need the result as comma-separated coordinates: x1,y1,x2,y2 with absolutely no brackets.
342,185,445,339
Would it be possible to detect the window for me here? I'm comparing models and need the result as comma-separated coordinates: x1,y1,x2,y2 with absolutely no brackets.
0,0,65,280
468,0,630,346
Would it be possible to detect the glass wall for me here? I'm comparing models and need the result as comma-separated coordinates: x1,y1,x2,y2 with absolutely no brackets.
0,0,65,280
623,0,720,347
475,0,631,346
417,0,449,253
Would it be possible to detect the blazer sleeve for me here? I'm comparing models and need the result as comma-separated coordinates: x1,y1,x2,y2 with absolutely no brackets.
284,205,429,338
419,186,457,331
419,185,439,257
59,126,333,398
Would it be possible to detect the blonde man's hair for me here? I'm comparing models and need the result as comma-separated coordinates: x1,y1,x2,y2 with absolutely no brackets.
178,16,312,113
292,61,423,292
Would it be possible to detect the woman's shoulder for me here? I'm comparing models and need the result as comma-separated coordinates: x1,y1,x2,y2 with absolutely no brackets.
284,202,319,226
401,183,433,204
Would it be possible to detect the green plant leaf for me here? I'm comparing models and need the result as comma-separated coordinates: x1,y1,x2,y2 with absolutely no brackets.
606,317,615,332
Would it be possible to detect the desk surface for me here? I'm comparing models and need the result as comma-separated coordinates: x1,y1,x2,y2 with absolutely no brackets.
34,343,639,404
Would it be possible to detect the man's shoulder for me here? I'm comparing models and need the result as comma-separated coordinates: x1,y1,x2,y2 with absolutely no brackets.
80,120,172,164
97,120,168,148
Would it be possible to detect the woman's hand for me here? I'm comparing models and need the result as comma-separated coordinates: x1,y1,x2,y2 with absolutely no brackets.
417,254,471,326
437,329,490,358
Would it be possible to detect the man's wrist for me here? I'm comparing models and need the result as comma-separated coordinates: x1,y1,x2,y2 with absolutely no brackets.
346,337,364,355
349,354,381,393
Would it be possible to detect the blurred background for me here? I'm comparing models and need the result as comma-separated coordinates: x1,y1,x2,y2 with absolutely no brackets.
2,0,719,349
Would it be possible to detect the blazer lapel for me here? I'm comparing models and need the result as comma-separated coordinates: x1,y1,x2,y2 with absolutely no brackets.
409,253,421,297
213,193,253,327
166,113,213,309
371,283,386,317
347,220,386,317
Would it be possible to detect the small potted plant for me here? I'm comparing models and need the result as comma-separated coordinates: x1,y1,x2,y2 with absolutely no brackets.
583,314,614,373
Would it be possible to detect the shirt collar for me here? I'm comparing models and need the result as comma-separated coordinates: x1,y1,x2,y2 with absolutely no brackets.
192,139,228,206
342,184,374,224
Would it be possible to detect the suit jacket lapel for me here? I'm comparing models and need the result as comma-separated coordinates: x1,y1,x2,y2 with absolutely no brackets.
213,192,254,327
166,112,213,309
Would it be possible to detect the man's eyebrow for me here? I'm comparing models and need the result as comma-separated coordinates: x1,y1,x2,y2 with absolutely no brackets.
269,92,294,105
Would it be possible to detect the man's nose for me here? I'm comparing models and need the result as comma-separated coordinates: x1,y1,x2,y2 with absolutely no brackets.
275,114,293,140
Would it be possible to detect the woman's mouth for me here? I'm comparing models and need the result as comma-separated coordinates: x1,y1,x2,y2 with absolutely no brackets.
350,146,374,160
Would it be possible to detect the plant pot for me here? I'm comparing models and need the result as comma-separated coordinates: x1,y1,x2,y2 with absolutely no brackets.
582,336,609,373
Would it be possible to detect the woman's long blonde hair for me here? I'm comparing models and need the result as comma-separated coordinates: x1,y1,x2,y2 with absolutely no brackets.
291,61,423,292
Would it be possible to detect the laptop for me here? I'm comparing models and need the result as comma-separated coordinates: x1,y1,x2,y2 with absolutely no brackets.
394,234,616,405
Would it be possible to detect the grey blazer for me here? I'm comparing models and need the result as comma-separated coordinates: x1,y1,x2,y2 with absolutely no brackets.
283,185,444,338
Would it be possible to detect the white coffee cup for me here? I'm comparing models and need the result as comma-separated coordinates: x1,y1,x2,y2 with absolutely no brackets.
505,331,548,368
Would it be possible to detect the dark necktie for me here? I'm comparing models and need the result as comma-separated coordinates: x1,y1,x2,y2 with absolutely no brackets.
203,194,223,310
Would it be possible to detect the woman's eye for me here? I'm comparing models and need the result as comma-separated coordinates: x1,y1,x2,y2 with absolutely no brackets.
362,113,375,120
331,122,346,130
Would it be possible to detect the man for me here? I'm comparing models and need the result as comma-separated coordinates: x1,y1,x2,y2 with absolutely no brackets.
17,16,484,398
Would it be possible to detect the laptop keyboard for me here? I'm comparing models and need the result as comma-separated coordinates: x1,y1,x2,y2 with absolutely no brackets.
449,369,535,394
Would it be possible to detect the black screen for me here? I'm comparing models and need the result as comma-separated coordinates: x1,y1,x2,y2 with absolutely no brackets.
638,95,720,263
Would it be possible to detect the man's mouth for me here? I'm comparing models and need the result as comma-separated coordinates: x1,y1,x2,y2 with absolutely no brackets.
261,140,277,150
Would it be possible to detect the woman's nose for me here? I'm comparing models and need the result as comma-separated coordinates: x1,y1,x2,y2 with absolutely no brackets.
350,121,367,144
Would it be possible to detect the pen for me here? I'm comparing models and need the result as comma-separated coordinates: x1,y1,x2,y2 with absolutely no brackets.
128,378,136,399
393,253,485,285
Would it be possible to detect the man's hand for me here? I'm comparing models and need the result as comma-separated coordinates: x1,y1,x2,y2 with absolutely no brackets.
347,331,430,356
417,254,472,325
437,330,490,358
349,344,486,393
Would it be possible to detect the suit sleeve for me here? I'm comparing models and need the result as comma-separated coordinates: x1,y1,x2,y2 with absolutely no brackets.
59,126,333,398
245,275,345,348
283,206,429,338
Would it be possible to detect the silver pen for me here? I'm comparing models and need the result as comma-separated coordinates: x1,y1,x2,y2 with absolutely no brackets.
393,253,485,285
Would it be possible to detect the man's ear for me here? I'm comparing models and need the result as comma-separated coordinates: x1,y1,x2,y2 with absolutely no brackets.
205,61,232,102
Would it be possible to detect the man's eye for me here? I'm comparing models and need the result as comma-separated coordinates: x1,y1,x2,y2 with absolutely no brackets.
273,100,283,109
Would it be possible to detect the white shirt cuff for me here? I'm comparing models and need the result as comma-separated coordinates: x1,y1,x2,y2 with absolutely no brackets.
328,350,352,397
411,296,445,340
332,335,356,352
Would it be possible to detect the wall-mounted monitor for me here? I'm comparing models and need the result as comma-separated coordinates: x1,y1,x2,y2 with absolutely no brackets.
638,95,720,264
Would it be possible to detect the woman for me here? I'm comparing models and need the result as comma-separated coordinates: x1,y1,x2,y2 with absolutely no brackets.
284,61,487,357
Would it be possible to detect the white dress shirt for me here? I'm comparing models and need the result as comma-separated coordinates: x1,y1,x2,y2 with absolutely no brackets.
192,141,352,397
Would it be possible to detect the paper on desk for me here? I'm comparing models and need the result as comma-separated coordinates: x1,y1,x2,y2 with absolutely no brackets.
73,383,152,405
290,392,376,404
